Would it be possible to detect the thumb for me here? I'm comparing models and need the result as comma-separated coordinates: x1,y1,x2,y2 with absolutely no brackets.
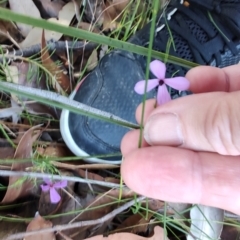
144,91,240,155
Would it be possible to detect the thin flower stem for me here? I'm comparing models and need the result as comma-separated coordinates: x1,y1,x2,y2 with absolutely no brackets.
0,81,139,129
138,0,160,148
0,170,123,188
4,196,146,240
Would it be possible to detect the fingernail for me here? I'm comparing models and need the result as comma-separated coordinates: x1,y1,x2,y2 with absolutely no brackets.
144,112,183,146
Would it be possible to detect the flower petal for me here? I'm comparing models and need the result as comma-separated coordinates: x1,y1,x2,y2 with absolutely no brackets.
150,60,166,79
43,178,52,185
40,184,50,192
134,79,159,94
157,84,171,105
53,180,68,189
164,77,190,90
50,187,61,203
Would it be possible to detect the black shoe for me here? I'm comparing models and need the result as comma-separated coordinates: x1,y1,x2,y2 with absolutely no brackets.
60,0,240,164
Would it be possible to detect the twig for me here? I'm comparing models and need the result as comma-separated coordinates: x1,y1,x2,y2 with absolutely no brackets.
0,81,139,129
65,40,73,92
68,188,125,224
72,0,81,23
0,170,123,188
1,41,98,62
57,231,73,240
4,196,146,240
51,161,119,170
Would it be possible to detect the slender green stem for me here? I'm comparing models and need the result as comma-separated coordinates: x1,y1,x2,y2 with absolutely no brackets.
138,0,160,148
0,123,16,148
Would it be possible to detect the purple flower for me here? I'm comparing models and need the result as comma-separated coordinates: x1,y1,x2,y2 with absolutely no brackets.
134,60,190,105
40,178,67,203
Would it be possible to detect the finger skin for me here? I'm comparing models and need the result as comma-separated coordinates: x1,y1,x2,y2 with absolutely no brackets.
120,64,240,215
135,64,240,126
121,147,240,215
123,65,240,160
135,64,240,124
142,91,240,155
135,99,156,125
121,130,149,156
186,65,240,93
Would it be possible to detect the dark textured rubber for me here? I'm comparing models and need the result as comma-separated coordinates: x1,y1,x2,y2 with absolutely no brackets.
60,0,240,163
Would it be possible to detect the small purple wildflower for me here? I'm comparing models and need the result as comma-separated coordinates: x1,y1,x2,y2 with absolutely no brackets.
40,178,67,203
134,60,190,105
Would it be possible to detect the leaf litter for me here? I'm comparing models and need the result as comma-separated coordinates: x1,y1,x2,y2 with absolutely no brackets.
0,0,235,239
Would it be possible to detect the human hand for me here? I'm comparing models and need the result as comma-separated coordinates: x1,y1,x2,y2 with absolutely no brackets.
121,64,240,215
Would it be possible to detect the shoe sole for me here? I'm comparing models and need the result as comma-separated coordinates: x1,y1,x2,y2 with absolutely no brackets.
60,76,123,164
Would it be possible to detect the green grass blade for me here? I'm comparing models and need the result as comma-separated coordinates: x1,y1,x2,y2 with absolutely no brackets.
0,7,198,69
0,81,139,129
138,0,160,148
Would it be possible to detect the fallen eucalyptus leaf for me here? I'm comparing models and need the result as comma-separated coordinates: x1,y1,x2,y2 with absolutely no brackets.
83,226,169,240
9,0,41,37
1,125,41,204
187,205,224,240
20,2,75,48
41,30,70,94
0,106,22,123
25,212,55,240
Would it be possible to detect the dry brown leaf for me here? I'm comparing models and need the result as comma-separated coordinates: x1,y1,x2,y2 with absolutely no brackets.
48,188,134,239
41,30,70,94
77,168,120,184
65,22,100,69
84,226,169,240
78,22,100,34
102,0,145,31
25,213,55,240
1,125,41,203
9,62,45,92
221,224,240,240
102,1,118,31
0,147,15,159
36,145,72,158
112,0,130,12
0,221,26,240
147,199,164,212
35,0,65,18
75,188,134,220
86,49,98,71
116,213,154,234
75,169,120,207
9,0,41,37
50,193,86,239
4,62,56,117
20,2,75,48
56,188,134,239
0,20,21,46
84,0,103,23
102,0,131,31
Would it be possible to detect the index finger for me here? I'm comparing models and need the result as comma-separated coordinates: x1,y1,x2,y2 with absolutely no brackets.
186,64,240,93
